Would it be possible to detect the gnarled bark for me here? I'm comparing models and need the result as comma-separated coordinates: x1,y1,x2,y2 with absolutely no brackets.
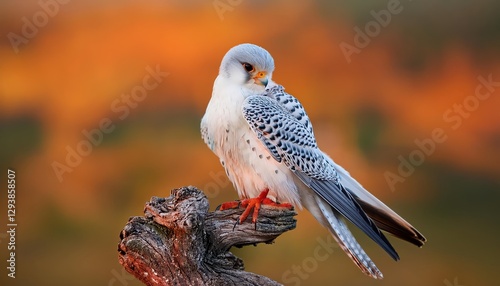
118,186,296,286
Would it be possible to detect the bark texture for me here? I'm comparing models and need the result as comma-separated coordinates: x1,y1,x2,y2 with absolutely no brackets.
118,186,296,286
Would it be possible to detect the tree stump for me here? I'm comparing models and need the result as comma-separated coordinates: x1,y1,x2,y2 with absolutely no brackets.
118,186,297,286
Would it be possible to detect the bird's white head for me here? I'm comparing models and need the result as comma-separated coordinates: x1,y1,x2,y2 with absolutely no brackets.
219,43,275,92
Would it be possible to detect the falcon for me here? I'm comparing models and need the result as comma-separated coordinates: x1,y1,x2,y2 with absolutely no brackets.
200,43,426,279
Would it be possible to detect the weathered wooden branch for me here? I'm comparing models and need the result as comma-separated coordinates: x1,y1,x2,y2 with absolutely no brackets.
118,186,296,286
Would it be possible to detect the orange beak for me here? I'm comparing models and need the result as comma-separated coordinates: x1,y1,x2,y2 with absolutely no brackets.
253,71,268,87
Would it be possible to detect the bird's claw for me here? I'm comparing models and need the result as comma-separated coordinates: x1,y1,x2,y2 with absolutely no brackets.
218,188,293,228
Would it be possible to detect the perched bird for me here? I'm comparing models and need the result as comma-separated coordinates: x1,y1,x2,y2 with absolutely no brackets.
200,43,426,279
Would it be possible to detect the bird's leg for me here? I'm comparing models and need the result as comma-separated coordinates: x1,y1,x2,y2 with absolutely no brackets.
238,188,269,224
217,200,241,210
218,188,293,224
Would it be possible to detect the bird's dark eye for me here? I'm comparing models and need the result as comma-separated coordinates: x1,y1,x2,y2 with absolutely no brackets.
242,63,254,72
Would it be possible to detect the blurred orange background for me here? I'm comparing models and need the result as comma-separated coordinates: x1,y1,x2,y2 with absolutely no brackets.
1,0,499,285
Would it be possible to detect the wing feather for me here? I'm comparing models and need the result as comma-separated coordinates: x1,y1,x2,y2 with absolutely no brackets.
334,163,427,246
242,90,399,260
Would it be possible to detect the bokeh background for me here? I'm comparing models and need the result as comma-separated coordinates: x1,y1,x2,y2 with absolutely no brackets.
1,0,499,285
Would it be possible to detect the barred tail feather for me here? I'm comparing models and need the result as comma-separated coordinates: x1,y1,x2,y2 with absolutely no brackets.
315,196,384,279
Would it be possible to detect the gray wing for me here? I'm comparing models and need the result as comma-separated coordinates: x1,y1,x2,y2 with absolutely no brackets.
265,85,314,135
242,91,399,261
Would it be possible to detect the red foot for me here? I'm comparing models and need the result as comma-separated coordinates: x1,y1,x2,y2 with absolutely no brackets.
218,189,293,224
